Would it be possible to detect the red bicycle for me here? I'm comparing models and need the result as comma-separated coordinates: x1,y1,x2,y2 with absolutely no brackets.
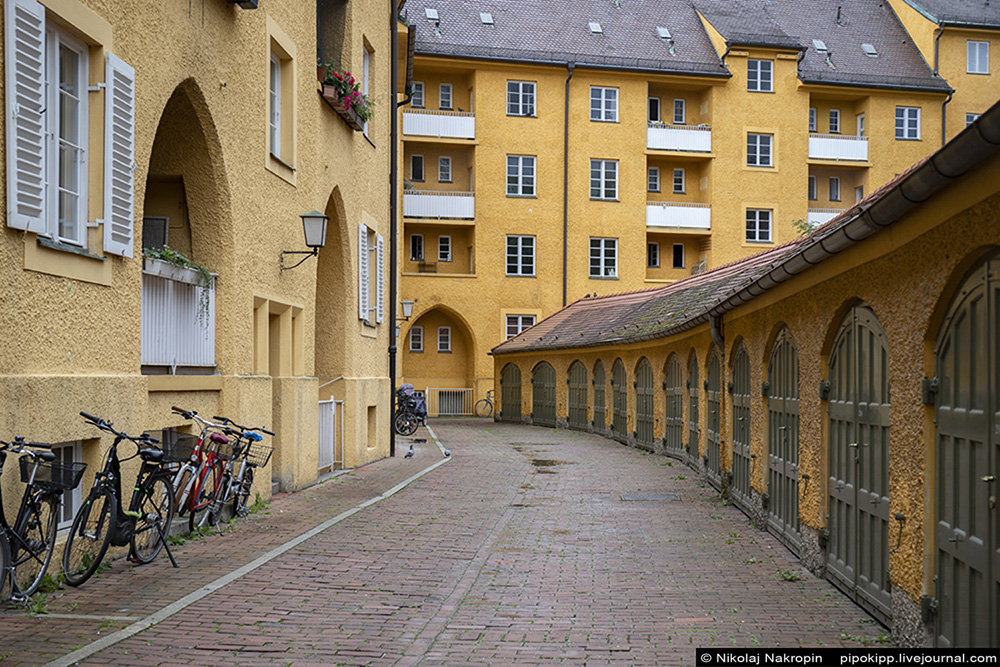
168,407,233,531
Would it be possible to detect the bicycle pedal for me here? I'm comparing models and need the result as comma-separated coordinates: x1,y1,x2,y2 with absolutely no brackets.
122,509,141,519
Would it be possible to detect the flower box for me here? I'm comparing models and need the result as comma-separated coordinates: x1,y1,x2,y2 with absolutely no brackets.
322,85,364,131
143,257,204,286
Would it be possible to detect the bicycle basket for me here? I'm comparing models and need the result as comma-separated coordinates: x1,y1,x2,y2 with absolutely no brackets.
19,456,87,491
147,429,200,462
244,441,273,467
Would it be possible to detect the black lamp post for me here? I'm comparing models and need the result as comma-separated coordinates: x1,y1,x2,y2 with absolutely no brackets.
281,210,329,270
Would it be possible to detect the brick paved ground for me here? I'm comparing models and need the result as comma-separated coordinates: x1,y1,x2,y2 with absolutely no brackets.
1,420,888,667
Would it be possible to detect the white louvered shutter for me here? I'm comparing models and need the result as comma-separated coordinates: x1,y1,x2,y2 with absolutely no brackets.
104,53,136,257
4,0,47,233
375,233,385,324
358,223,369,320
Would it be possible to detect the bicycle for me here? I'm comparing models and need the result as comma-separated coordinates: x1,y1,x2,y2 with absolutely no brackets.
0,438,85,601
394,384,426,436
63,412,178,587
207,416,273,523
169,407,234,532
475,389,495,418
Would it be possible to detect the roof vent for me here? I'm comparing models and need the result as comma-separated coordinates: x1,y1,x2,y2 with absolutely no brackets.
812,39,828,53
656,26,672,40
425,8,439,21
589,21,603,34
480,12,493,25
862,42,878,57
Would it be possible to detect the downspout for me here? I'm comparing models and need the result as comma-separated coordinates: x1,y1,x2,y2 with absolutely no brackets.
562,62,575,307
933,26,944,75
942,91,953,147
934,26,950,146
388,0,405,457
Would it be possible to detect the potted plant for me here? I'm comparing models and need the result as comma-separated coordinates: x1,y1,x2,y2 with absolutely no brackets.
319,61,375,130
142,246,216,325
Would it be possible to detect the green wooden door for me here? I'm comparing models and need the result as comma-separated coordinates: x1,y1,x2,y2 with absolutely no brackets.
635,358,655,448
688,354,700,464
500,364,521,423
767,328,801,553
612,359,628,442
731,344,752,509
706,348,722,489
567,361,588,430
593,361,606,432
532,362,557,427
663,356,685,459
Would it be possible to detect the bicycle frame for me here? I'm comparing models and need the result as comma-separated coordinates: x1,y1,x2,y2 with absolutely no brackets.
170,408,231,518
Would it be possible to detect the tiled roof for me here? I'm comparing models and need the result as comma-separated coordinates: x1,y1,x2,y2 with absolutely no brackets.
694,0,802,50
897,0,1000,27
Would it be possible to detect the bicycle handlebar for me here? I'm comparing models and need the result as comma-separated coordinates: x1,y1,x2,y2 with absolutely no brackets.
213,415,275,437
80,411,159,445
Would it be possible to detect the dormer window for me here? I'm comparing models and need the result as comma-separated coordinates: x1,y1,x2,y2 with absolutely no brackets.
425,8,439,21
589,22,602,34
862,43,878,57
656,26,672,40
480,12,493,25
812,39,828,53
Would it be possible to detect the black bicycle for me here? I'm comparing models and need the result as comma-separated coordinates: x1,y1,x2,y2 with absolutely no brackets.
62,412,179,587
0,437,86,601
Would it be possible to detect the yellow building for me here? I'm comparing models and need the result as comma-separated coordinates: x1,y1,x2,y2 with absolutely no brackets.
399,0,969,409
492,102,1000,647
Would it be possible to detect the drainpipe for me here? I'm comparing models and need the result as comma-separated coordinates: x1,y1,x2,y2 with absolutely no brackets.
933,26,944,75
562,62,575,307
942,91,953,147
388,0,403,457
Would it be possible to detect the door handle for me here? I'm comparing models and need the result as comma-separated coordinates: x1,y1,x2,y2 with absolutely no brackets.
982,475,996,483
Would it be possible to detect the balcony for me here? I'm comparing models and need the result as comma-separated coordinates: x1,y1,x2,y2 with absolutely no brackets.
647,123,712,153
808,134,868,162
141,260,215,370
808,208,846,227
403,109,475,140
646,202,711,230
403,190,475,219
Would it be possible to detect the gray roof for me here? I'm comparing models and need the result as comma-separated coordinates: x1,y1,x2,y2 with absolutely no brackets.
896,0,1000,28
694,0,802,50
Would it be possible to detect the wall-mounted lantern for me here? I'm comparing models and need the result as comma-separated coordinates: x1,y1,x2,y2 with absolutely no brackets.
280,211,329,270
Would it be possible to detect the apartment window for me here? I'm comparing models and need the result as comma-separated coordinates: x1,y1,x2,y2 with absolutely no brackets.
438,235,451,262
895,106,920,140
829,177,841,202
808,175,817,201
672,243,685,268
439,83,453,109
672,169,685,194
747,59,773,92
829,109,840,133
506,235,535,276
590,86,618,122
409,326,424,352
968,40,990,74
411,154,424,181
270,54,281,158
855,186,864,203
507,81,536,116
746,209,772,243
411,81,425,108
967,113,982,126
648,167,660,192
673,99,686,124
410,234,424,261
590,159,618,200
507,155,536,196
809,107,817,132
438,326,451,353
747,133,773,167
506,315,536,339
589,237,618,278
647,242,659,268
856,113,865,137
648,97,661,122
438,156,452,183
53,442,82,530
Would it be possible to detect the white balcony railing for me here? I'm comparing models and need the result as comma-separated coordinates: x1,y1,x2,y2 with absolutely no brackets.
808,208,845,227
403,109,476,139
808,134,868,161
646,201,711,230
647,123,712,152
403,190,475,219
141,262,215,369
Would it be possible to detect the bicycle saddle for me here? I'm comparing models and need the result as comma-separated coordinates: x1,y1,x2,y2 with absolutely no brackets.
139,447,164,462
37,450,56,462
247,432,263,442
209,432,229,444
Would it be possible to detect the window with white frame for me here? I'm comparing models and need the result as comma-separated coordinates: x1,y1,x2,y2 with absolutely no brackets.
411,154,424,181
411,81,425,107
673,98,686,124
409,326,424,352
648,167,660,192
437,326,451,352
672,243,685,268
829,108,840,133
439,83,453,109
590,159,618,200
809,107,817,132
747,133,772,167
410,234,424,261
506,314,535,339
53,442,82,531
967,112,982,126
855,186,864,203
358,224,384,324
589,237,618,278
507,155,536,196
270,54,281,158
647,242,659,268
747,59,773,92
507,81,536,116
895,106,920,140
746,209,772,243
672,168,685,194
856,113,865,137
968,40,990,74
506,235,535,276
829,177,841,201
648,97,661,122
808,175,817,200
590,86,618,122
438,156,452,183
438,235,451,262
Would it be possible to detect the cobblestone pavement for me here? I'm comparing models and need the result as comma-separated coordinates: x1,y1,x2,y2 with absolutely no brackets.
1,420,888,666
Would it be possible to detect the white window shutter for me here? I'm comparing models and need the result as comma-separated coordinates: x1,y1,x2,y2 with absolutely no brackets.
4,0,47,233
358,223,369,320
375,233,385,324
103,53,136,257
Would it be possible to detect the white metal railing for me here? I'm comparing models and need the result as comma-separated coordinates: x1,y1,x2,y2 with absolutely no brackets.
141,272,215,369
647,123,712,152
808,208,845,226
646,201,712,230
403,109,475,139
808,134,868,161
425,387,474,417
403,190,475,219
318,399,344,472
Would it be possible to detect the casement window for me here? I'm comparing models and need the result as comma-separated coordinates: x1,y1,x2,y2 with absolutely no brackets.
438,235,451,262
412,81,425,107
270,54,281,157
410,234,424,261
506,155,536,196
409,326,424,352
747,133,773,167
53,442,82,530
411,154,425,181
506,235,535,276
4,0,135,257
647,242,660,268
648,167,660,192
855,186,864,203
358,223,385,324
672,243,685,269
967,112,982,126
589,237,618,278
506,315,535,339
809,107,817,132
438,156,452,183
439,83,453,109
829,177,841,202
672,168,685,194
747,59,773,92
437,326,451,353
746,209,772,243
590,159,618,200
829,109,840,133
895,106,920,140
856,113,865,137
648,97,661,123
968,40,990,74
673,98,686,124
808,175,817,201
590,86,618,122
507,81,536,116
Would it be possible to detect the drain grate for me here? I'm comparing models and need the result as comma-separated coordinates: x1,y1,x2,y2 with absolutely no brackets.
620,493,681,502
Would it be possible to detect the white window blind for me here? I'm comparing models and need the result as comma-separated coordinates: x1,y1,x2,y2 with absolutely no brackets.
375,233,384,324
358,222,369,320
103,53,136,257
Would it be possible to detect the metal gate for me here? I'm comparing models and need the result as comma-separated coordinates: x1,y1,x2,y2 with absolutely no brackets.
426,388,473,416
635,358,655,448
933,252,999,648
688,353,700,464
767,327,801,553
532,362,557,427
663,355,684,459
827,304,891,624
593,360,606,431
612,359,628,442
567,361,589,430
731,343,752,509
500,363,522,422
318,399,344,473
705,348,722,489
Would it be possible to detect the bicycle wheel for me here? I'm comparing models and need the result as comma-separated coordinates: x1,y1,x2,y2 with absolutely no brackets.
394,412,418,436
0,529,12,601
188,462,222,532
173,466,193,517
130,474,174,565
11,491,58,599
474,398,493,418
63,487,115,587
233,467,254,517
